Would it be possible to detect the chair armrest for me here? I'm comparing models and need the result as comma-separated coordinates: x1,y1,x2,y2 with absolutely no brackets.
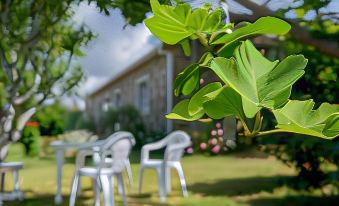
75,144,103,168
164,142,191,161
77,140,105,150
75,149,94,169
141,139,167,162
142,138,167,151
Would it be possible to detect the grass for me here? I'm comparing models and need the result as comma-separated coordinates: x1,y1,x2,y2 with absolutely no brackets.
3,143,338,206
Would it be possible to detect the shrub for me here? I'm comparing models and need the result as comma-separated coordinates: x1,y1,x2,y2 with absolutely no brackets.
99,105,148,147
20,122,40,156
35,102,66,136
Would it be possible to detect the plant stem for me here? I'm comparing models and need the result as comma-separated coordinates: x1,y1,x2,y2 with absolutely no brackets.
196,32,209,47
256,129,292,137
239,118,251,136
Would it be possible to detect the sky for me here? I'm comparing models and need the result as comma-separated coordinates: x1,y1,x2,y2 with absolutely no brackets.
72,3,159,95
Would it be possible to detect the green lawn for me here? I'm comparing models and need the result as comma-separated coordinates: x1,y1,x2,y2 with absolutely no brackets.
3,144,338,206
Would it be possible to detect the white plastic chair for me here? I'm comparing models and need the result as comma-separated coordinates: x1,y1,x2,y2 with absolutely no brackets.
69,131,135,206
138,130,191,202
74,132,135,189
0,162,24,206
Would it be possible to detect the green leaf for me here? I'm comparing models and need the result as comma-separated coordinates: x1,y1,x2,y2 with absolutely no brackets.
202,9,223,32
145,0,223,45
199,52,214,66
273,100,339,139
211,17,291,53
203,86,246,120
241,97,261,118
144,0,192,44
179,39,191,56
295,8,305,18
173,52,214,96
174,63,199,96
217,41,241,58
166,99,204,121
323,115,339,137
188,82,222,116
182,71,200,95
210,40,307,114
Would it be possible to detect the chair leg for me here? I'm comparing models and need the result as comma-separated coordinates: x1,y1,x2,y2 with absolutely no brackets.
13,170,19,192
69,173,80,206
174,163,188,197
166,167,171,194
93,177,101,206
12,169,23,200
0,173,3,206
117,173,127,206
138,167,144,193
117,175,122,195
125,159,133,187
156,167,166,202
0,173,5,193
101,175,114,206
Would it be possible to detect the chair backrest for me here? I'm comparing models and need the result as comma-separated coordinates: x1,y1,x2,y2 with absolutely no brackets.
164,131,191,162
102,131,135,151
103,131,134,173
109,137,133,172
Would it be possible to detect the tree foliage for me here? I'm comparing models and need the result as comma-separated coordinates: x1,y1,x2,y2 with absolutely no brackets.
0,0,94,152
0,0,146,155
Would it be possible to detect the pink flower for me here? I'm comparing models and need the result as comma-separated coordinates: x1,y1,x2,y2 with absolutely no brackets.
200,142,207,150
217,129,224,136
210,138,218,145
211,130,217,136
211,145,221,154
186,147,193,154
216,122,222,128
200,78,205,85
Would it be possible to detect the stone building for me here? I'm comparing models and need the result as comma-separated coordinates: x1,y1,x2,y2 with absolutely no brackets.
86,36,279,135
86,43,201,134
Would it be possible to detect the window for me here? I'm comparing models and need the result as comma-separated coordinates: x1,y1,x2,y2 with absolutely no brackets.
101,97,111,112
113,89,122,109
136,75,150,114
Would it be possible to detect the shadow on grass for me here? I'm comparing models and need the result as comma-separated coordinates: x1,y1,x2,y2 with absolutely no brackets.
4,191,169,206
5,194,88,206
189,175,292,197
247,195,339,206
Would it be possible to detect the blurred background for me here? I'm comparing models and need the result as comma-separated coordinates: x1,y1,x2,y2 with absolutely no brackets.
0,0,338,205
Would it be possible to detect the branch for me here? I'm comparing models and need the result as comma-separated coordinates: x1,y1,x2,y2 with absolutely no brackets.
228,0,339,58
0,47,14,82
12,74,41,105
11,107,36,142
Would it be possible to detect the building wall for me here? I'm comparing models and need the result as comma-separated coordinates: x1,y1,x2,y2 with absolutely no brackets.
87,53,168,133
86,43,208,134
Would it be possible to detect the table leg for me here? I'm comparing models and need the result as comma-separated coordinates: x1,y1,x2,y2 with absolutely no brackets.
54,149,64,204
0,173,5,192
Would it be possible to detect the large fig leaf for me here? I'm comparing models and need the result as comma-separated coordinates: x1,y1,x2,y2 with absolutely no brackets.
211,17,291,54
188,82,222,116
209,40,307,117
273,100,339,139
166,99,204,121
145,0,224,45
203,86,246,120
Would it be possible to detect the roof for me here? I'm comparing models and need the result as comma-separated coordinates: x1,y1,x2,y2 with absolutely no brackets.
87,44,163,99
